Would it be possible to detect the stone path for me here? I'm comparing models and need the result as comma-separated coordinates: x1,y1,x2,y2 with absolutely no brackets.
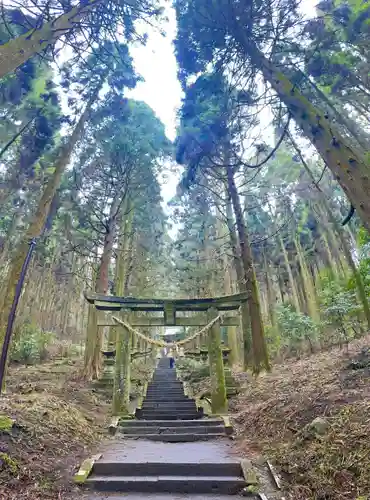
87,493,248,499
83,358,255,498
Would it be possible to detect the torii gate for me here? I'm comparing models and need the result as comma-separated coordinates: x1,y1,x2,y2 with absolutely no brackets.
85,291,248,416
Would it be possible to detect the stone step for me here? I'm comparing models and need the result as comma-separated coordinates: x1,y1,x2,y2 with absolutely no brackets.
147,381,183,386
119,418,223,428
145,392,185,397
147,387,182,391
86,474,245,493
141,407,197,413
84,494,256,500
148,382,183,391
146,388,184,392
94,461,241,477
141,408,198,414
140,413,202,420
148,384,181,387
142,400,196,411
146,386,184,391
144,396,189,404
142,402,197,409
117,433,227,442
119,425,224,435
140,408,199,414
144,396,189,402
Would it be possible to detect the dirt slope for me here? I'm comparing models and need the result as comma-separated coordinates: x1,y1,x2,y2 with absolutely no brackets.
231,336,370,500
0,358,110,500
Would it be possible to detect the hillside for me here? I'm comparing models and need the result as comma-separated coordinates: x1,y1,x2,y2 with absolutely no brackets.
231,336,370,500
0,358,110,500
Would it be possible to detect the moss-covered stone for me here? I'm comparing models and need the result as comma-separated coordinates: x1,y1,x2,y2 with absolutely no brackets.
0,415,13,432
241,459,259,486
0,453,18,474
74,458,94,483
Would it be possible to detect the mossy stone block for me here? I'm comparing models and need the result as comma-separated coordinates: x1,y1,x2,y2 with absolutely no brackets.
0,415,13,432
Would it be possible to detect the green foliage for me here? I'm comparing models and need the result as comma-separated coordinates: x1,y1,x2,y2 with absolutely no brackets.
176,358,210,382
171,183,222,297
358,227,370,248
264,324,284,359
357,231,370,300
275,304,319,354
11,323,55,364
318,275,362,343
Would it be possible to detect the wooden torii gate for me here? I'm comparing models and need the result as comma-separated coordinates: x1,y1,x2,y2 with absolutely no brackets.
85,291,248,415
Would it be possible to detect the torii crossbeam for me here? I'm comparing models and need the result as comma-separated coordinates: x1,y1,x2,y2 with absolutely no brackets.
85,291,249,415
84,291,248,327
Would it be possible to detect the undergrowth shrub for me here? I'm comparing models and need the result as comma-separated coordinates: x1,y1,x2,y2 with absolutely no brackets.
176,358,209,382
11,323,55,364
319,275,362,347
275,304,319,356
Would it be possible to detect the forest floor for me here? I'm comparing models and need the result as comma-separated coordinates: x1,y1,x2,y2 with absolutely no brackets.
0,357,112,500
230,335,370,500
1,338,369,500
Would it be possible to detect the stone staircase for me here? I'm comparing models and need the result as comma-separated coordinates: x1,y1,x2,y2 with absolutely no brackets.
86,454,246,494
119,357,228,441
137,357,202,421
84,357,251,496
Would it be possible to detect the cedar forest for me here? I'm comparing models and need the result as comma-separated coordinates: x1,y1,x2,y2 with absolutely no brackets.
0,0,369,499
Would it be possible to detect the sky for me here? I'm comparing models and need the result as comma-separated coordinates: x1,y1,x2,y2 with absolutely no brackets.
127,6,182,142
126,5,182,209
125,0,318,211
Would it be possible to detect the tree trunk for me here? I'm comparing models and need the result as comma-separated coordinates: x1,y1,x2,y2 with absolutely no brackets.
263,250,278,332
225,197,251,368
89,193,123,379
290,136,370,329
215,206,239,367
111,200,134,412
0,0,104,79
302,72,370,152
277,232,301,312
0,90,99,342
226,165,270,373
295,237,320,323
0,201,24,271
240,37,370,230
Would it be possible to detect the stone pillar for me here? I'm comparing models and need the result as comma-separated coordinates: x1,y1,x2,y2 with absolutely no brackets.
112,321,131,415
195,334,200,349
207,307,228,414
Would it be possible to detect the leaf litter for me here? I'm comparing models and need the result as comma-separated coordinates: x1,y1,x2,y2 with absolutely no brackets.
0,358,110,500
230,335,370,500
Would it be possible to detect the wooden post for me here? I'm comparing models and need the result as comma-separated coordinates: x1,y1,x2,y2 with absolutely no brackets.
112,319,131,415
207,307,228,414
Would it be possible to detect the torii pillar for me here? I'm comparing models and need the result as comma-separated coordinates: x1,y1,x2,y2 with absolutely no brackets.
207,307,228,414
